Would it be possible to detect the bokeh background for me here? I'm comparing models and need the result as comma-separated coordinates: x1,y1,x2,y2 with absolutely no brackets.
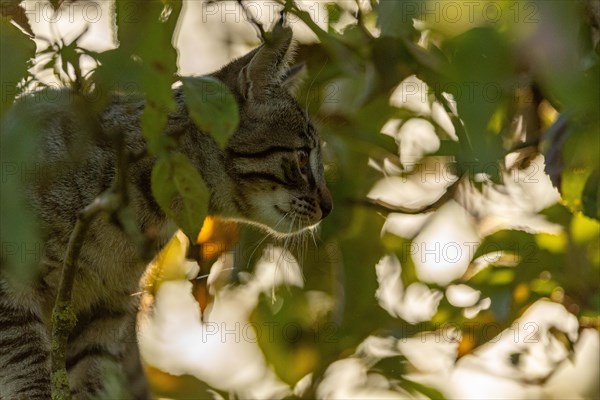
1,0,599,399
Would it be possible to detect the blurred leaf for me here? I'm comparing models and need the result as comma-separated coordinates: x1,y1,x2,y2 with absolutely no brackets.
92,49,142,95
0,20,35,113
530,277,559,295
285,2,362,74
410,42,448,80
473,230,537,266
532,1,598,117
326,3,343,33
488,269,515,285
400,378,446,400
567,133,599,221
252,287,321,385
112,0,181,149
570,212,600,246
151,153,208,240
0,0,34,36
334,208,389,346
372,355,406,379
371,37,415,91
541,203,573,226
378,0,420,39
561,167,591,214
542,114,570,189
182,77,239,147
49,0,63,10
536,231,567,253
442,27,513,172
0,96,44,281
146,364,228,399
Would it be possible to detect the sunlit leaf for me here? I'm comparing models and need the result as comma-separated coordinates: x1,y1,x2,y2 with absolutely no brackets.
561,167,591,213
581,168,599,221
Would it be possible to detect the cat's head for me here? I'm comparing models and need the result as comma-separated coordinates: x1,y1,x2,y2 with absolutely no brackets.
212,27,332,236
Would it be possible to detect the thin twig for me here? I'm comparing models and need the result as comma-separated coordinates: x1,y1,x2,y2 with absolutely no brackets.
50,195,113,399
49,101,148,399
235,0,268,42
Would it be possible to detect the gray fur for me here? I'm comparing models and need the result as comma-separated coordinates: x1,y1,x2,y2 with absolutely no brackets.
0,30,331,399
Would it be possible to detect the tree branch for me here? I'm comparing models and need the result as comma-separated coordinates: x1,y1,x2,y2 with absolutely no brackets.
50,108,150,399
50,194,112,400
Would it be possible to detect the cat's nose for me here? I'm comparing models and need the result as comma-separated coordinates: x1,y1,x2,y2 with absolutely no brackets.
319,187,333,219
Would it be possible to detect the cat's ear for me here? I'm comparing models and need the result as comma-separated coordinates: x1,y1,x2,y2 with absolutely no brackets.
238,25,294,101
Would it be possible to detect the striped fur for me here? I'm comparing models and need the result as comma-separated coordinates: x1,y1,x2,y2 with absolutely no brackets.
0,29,331,398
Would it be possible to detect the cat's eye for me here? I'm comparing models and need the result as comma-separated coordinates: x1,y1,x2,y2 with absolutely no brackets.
297,149,309,172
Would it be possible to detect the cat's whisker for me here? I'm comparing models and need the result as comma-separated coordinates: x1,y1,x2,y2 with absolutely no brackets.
309,226,318,248
272,214,297,303
245,211,290,271
195,267,235,280
305,59,328,113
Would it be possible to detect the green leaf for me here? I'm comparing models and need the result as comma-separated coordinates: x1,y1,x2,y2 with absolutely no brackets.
0,94,46,281
582,168,599,221
252,287,321,386
561,167,591,214
49,0,63,10
401,378,446,400
141,103,169,154
0,1,34,36
182,77,239,147
442,27,512,168
326,3,343,33
110,1,181,149
93,49,141,92
378,0,420,39
0,20,35,114
151,153,208,240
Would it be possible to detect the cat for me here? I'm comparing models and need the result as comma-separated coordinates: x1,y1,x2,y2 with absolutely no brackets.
0,26,332,399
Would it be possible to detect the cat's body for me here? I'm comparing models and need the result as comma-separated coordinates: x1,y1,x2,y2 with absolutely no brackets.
0,28,331,399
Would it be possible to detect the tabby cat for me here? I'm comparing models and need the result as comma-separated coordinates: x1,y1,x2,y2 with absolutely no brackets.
0,27,331,399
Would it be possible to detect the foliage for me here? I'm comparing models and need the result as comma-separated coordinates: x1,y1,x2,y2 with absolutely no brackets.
152,152,209,240
1,0,598,398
